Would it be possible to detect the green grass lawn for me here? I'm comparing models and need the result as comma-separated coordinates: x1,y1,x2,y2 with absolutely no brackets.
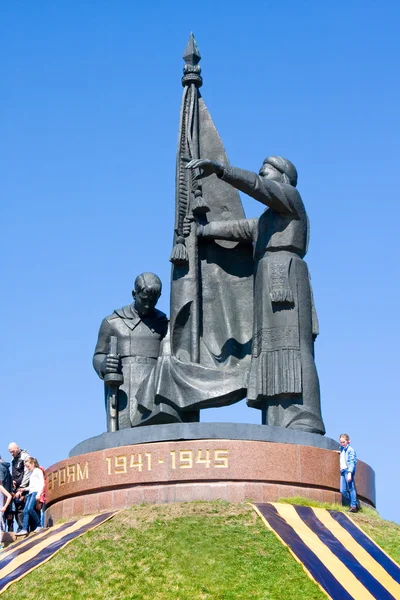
1,500,399,600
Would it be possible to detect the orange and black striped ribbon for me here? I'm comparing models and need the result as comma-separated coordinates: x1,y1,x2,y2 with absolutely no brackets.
0,511,117,595
253,503,400,600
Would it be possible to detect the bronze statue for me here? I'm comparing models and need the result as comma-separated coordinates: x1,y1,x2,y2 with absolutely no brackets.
93,273,168,430
185,156,325,435
92,35,327,437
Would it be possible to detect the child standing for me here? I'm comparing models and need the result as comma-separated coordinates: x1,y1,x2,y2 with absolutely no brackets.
339,433,359,512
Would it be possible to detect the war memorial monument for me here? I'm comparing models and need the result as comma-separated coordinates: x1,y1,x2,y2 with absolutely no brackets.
44,35,375,523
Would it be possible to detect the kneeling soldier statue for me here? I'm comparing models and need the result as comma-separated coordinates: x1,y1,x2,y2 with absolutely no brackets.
93,272,168,430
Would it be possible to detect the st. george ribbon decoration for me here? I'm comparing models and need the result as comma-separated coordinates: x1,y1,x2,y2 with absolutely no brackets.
135,34,254,423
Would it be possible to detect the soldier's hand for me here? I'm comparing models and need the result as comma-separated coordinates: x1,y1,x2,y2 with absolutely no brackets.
105,354,120,374
186,159,224,179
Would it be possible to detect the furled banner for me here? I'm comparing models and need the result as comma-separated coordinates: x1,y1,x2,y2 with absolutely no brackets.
136,35,253,421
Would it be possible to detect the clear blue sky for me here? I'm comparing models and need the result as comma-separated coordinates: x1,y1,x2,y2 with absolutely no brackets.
1,1,399,522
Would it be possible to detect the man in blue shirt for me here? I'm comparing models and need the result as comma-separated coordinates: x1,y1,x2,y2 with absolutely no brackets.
339,433,359,512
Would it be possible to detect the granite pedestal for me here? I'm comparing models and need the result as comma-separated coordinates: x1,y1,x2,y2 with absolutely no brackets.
45,424,375,524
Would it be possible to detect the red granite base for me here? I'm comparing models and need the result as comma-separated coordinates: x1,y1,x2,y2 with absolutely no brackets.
45,482,345,524
44,439,375,524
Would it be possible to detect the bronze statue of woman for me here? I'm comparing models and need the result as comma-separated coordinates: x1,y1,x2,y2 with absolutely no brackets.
186,156,325,435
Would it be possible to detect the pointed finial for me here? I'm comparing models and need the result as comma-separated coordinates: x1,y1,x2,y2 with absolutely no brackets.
183,33,201,66
182,33,203,88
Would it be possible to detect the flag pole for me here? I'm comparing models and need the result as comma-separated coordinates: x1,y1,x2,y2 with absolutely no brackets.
170,33,209,364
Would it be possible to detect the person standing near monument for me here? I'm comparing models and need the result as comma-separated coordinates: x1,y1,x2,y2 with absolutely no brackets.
0,457,13,532
186,156,325,435
16,457,44,536
93,273,168,429
0,479,12,549
339,433,358,512
8,443,30,532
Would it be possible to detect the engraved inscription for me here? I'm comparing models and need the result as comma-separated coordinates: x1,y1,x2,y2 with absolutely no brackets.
47,461,89,490
105,449,230,475
46,447,231,495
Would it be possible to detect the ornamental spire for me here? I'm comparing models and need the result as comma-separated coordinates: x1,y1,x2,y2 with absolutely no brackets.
182,33,202,88
183,32,201,65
